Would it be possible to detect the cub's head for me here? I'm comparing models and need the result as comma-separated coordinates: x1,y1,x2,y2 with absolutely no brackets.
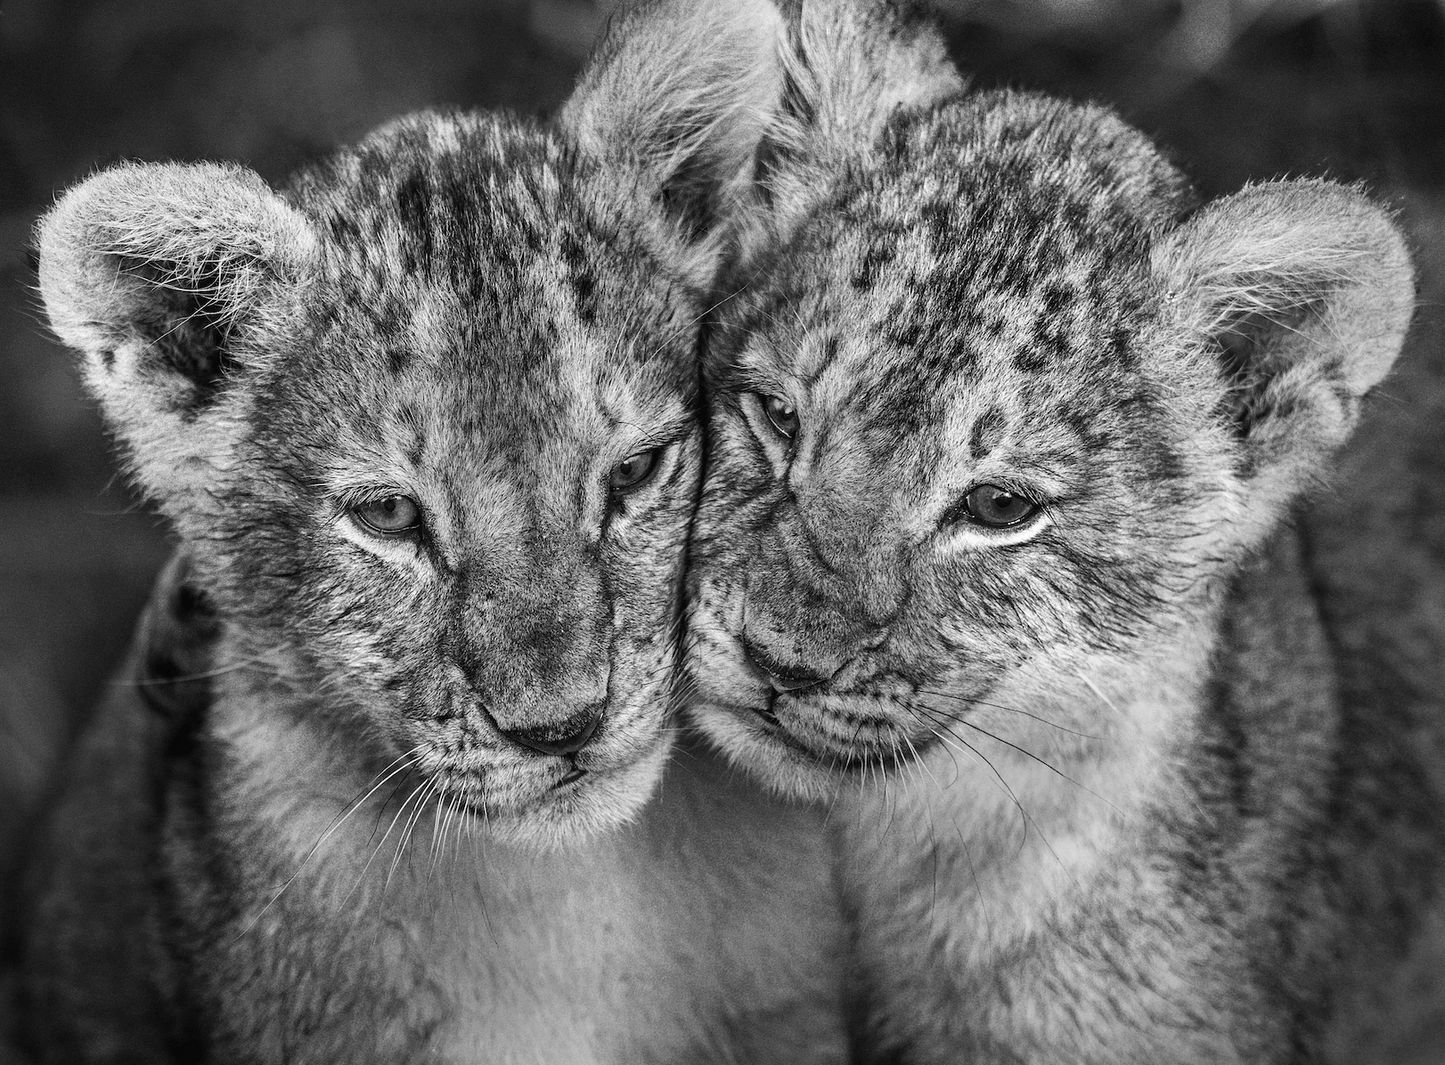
684,9,1414,799
39,0,784,845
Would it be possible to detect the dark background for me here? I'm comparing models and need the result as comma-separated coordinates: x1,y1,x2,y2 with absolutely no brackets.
0,0,1442,1055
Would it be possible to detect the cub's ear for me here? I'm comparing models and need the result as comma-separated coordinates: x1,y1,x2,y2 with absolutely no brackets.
558,0,786,268
37,162,316,509
754,0,964,241
776,0,964,156
1155,180,1414,540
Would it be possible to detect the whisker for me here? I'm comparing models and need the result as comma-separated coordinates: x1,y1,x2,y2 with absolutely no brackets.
114,633,301,689
388,775,440,893
914,688,1100,740
953,818,992,941
427,780,457,877
643,280,752,363
914,713,1084,886
448,792,470,872
233,747,423,942
1079,674,1128,722
894,738,948,941
931,711,1120,817
918,722,1030,849
432,786,460,876
344,778,431,908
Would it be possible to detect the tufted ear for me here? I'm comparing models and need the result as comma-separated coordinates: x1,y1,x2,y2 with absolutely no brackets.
752,0,964,243
1155,180,1414,541
36,162,316,512
777,0,963,154
558,0,787,269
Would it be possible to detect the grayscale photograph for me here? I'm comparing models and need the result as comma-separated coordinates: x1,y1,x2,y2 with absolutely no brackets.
1,0,1443,1061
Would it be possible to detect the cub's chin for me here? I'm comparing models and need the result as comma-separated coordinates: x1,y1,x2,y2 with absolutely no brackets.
481,747,672,850
419,731,673,852
686,701,846,802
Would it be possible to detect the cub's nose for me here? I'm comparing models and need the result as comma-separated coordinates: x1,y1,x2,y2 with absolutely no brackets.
499,703,604,757
740,635,837,693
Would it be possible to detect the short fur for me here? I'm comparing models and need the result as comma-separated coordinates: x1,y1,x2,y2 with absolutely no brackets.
684,1,1435,1060
16,2,849,1061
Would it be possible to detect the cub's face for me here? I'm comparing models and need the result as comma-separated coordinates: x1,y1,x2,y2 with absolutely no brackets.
688,158,1214,796
684,94,1412,799
41,0,790,845
236,119,704,841
40,116,713,846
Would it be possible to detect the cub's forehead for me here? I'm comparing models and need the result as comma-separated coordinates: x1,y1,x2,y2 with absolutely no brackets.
270,112,697,449
728,94,1188,448
289,112,694,376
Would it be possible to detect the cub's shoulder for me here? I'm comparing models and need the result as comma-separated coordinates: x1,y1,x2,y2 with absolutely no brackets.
12,555,213,1062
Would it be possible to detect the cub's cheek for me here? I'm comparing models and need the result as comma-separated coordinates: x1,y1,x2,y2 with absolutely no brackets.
684,629,747,698
682,579,754,687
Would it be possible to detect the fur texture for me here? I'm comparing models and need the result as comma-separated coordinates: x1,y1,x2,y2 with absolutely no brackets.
18,2,850,1062
683,2,1429,1061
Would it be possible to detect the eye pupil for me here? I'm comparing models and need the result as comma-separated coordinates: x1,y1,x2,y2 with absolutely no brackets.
962,484,1038,528
762,395,799,440
352,494,422,536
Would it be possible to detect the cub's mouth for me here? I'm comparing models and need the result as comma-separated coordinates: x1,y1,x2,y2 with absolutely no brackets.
684,622,936,792
555,766,587,788
717,692,923,777
414,715,672,847
744,697,822,758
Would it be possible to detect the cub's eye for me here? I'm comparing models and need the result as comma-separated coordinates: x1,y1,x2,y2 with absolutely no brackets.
609,447,663,495
960,484,1039,529
350,495,423,537
759,394,799,441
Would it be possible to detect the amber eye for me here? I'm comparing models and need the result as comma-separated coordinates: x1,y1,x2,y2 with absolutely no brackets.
609,447,663,494
351,495,423,536
961,484,1039,528
760,394,799,440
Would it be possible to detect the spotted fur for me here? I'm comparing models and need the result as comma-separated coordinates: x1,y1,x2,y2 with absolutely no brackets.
683,2,1425,1061
18,2,852,1062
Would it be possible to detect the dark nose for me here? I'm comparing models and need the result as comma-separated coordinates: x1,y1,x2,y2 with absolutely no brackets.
499,703,604,757
740,636,837,693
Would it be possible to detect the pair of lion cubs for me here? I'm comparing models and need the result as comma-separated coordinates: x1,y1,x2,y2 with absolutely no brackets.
19,0,1433,1061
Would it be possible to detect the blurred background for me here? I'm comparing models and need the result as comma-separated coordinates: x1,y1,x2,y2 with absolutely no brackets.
0,0,1442,1047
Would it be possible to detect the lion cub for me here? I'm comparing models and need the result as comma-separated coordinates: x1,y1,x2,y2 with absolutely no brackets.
16,2,847,1062
685,1,1436,1061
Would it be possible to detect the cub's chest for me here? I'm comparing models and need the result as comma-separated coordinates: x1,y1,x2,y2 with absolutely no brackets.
224,758,847,1065
427,794,847,1064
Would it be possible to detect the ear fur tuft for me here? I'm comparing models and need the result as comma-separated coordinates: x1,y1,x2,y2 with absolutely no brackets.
774,0,964,161
39,162,315,367
1156,179,1415,530
559,0,788,246
742,0,964,258
1166,181,1412,392
36,161,316,510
